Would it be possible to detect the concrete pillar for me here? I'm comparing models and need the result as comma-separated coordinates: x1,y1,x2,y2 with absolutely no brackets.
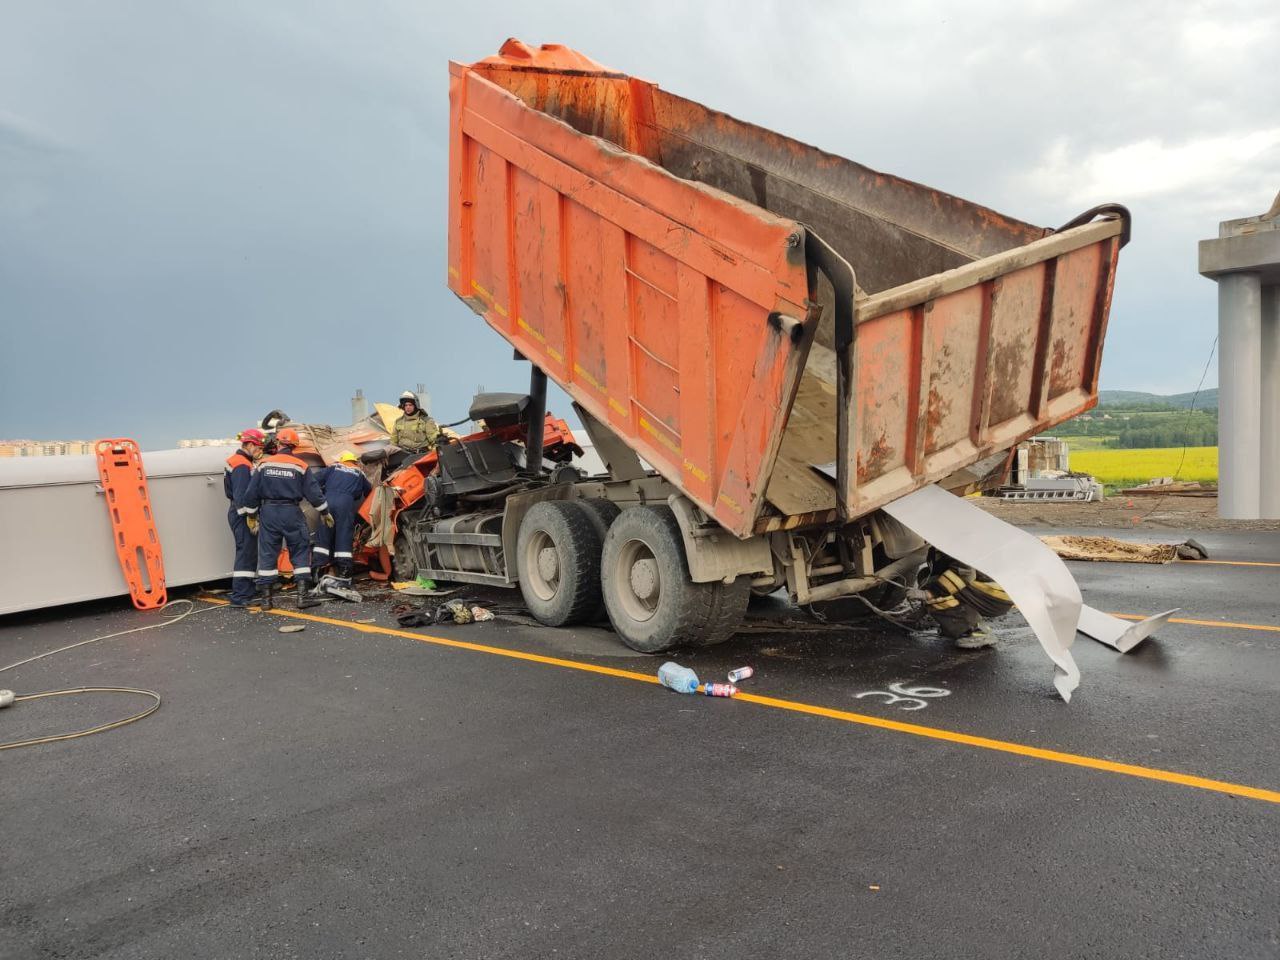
1262,285,1280,518
1218,273,1263,518
351,388,369,424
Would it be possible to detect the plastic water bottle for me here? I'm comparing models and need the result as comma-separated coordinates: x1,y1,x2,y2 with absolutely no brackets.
657,662,699,694
703,683,738,697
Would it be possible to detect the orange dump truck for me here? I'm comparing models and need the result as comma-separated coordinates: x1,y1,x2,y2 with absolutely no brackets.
436,40,1130,652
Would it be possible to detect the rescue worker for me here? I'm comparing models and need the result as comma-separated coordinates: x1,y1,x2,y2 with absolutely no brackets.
311,451,372,583
223,428,265,607
923,562,1014,649
242,427,333,610
388,390,440,468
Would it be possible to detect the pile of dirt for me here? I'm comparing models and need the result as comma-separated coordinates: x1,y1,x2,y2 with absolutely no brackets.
1039,535,1178,564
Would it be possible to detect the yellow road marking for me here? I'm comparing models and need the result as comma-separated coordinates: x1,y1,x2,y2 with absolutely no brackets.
202,598,1280,806
1178,559,1280,568
1110,613,1280,634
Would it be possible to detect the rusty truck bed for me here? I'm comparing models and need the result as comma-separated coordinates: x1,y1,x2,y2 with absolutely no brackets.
447,40,1128,538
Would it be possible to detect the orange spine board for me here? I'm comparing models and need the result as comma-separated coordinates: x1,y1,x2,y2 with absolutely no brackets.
95,439,168,610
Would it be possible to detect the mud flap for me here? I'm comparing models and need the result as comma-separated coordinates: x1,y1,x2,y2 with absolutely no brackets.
881,484,1082,702
1078,606,1178,654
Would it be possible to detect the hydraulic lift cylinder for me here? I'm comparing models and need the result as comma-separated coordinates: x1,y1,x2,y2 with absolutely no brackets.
526,364,547,475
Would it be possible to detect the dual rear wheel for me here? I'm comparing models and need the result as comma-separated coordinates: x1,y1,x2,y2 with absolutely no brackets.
515,501,747,653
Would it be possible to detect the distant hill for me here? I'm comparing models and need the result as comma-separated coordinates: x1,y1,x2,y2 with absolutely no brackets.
1098,388,1218,410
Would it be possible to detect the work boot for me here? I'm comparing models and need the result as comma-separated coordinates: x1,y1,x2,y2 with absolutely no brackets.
296,578,319,609
954,624,997,650
255,584,275,611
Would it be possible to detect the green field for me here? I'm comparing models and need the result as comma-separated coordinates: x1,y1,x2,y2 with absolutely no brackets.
1069,445,1218,490
1058,435,1115,450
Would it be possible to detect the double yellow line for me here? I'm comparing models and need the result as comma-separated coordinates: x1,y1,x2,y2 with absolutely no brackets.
202,597,1280,805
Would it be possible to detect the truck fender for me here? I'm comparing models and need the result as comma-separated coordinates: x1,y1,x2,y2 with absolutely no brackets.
667,495,773,584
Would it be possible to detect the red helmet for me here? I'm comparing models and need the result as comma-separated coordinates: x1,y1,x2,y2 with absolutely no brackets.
239,428,266,446
275,427,301,447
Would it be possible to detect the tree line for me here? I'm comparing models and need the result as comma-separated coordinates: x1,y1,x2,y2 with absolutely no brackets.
1052,409,1218,448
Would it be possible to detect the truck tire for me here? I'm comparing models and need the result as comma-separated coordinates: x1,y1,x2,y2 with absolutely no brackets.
392,532,417,582
577,498,621,543
691,574,751,647
516,500,604,627
601,505,745,653
577,498,621,619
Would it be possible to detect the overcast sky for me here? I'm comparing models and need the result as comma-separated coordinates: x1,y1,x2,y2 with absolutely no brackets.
2,0,1276,447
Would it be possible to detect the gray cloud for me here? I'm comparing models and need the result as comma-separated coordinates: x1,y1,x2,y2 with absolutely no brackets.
2,0,1274,446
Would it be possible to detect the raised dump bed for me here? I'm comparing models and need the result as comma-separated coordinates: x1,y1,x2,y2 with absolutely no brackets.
447,39,1128,541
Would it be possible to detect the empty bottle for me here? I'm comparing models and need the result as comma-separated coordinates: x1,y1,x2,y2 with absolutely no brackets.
703,683,737,697
727,666,754,683
657,661,699,694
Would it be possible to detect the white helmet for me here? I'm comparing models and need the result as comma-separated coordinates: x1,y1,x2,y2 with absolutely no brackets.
398,390,419,409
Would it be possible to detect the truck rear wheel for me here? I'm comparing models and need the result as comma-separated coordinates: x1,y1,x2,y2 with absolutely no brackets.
601,505,746,653
516,501,604,627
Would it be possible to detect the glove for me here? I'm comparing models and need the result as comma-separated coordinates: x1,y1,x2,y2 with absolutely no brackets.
246,516,259,535
321,511,335,529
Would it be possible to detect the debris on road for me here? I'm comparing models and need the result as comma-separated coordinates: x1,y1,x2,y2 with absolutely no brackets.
393,608,433,628
318,575,363,603
471,606,495,622
391,581,456,596
1120,479,1215,497
1078,606,1180,653
657,662,699,694
277,625,306,634
1041,535,1210,564
436,600,474,624
727,666,754,683
703,683,738,698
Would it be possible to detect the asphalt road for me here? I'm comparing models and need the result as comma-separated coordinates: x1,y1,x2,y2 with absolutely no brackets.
1,531,1277,959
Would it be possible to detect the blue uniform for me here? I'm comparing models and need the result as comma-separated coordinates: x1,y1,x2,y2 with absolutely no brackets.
242,450,328,589
223,448,259,604
312,463,372,576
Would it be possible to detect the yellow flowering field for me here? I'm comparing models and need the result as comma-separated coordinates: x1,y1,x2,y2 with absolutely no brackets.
1069,446,1218,488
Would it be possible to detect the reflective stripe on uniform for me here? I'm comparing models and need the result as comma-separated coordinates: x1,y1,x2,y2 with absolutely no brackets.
232,570,256,578
334,551,352,559
316,502,329,512
238,506,258,515
258,568,279,577
939,569,966,594
293,566,311,576
312,546,330,555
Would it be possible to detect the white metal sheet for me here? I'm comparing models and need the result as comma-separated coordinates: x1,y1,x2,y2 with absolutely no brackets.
882,484,1083,701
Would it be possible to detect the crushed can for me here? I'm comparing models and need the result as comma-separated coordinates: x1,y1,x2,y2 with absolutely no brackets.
703,683,737,697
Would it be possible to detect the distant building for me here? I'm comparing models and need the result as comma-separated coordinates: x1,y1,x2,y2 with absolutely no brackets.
0,440,95,457
178,438,237,448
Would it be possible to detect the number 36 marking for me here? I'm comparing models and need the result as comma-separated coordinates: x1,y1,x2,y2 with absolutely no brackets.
855,682,950,711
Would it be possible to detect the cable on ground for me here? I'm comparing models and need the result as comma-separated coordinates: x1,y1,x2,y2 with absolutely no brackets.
0,598,217,751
